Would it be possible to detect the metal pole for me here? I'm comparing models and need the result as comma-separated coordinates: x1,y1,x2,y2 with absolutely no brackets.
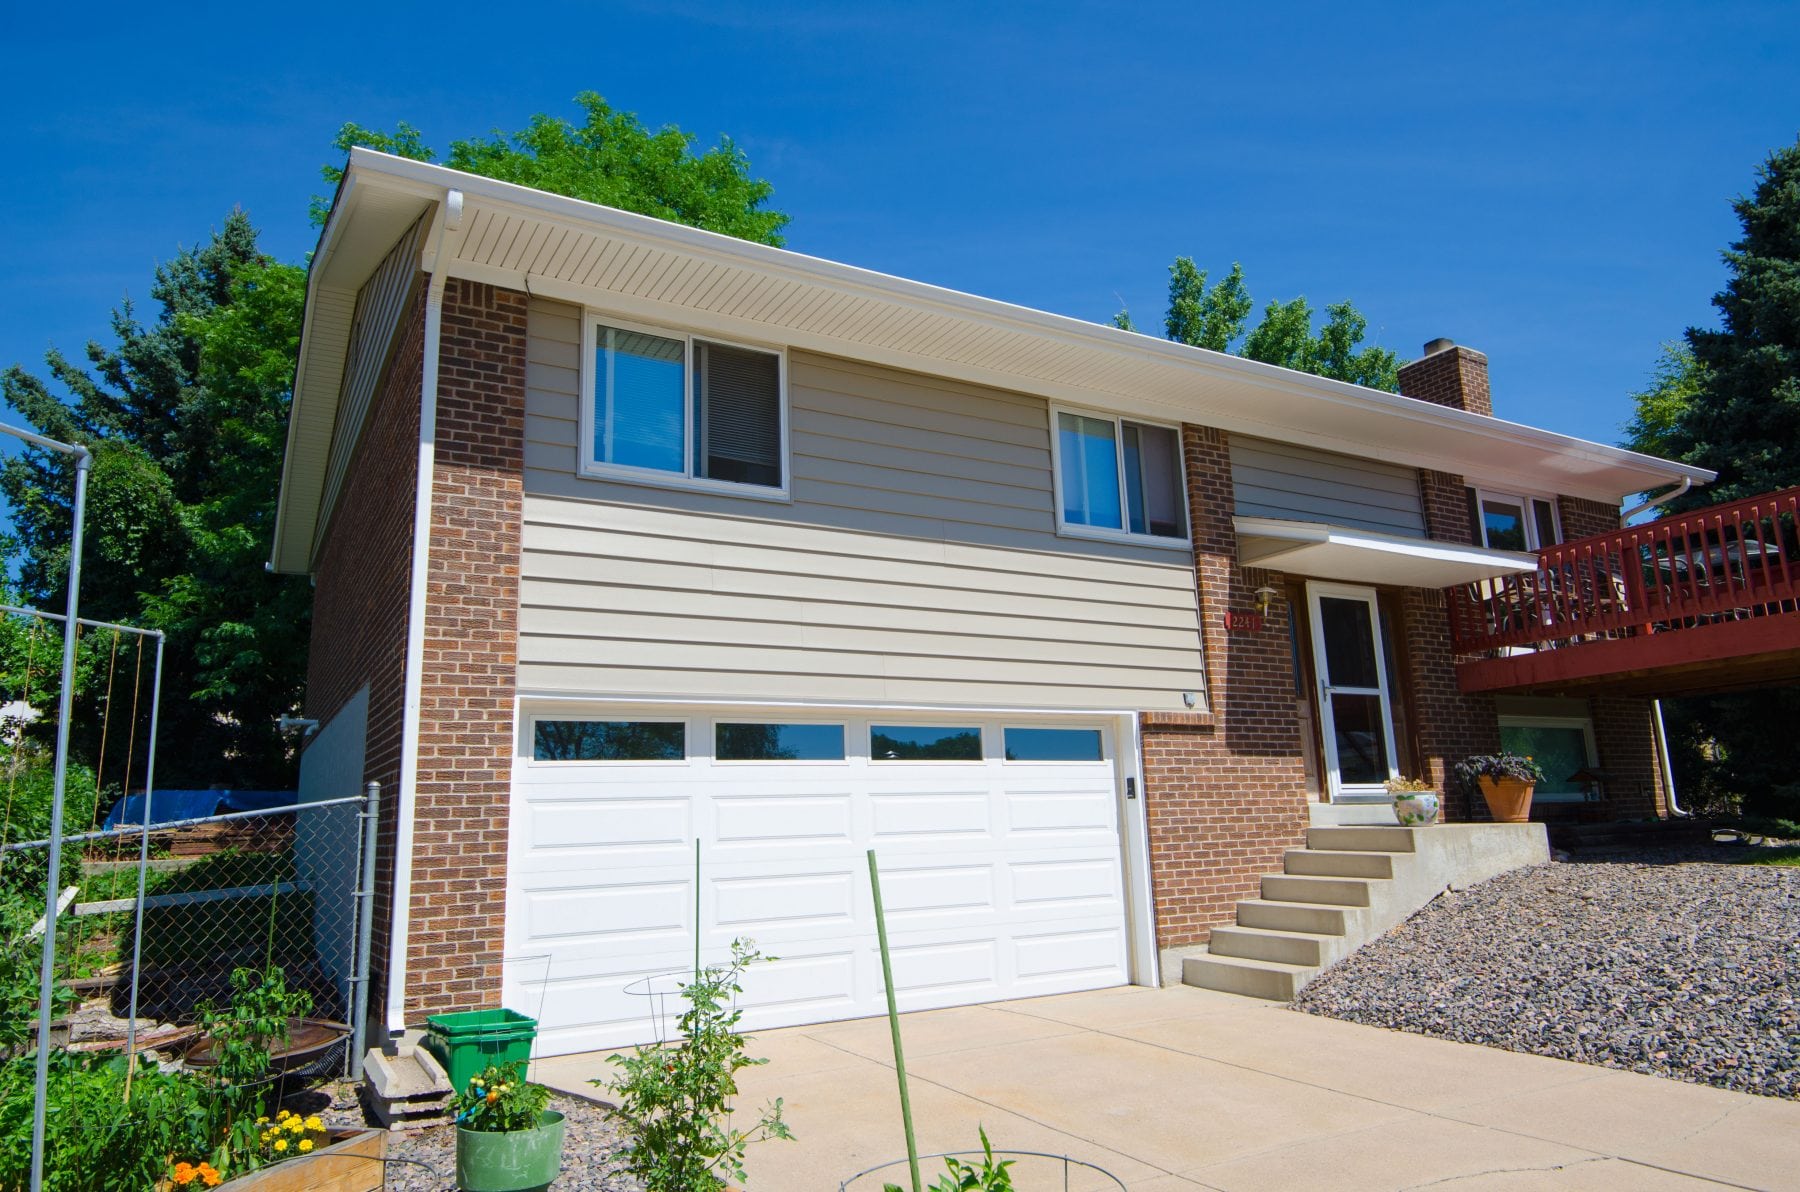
867,849,922,1192
122,631,165,1101
694,838,701,984
349,782,381,1081
31,447,91,1192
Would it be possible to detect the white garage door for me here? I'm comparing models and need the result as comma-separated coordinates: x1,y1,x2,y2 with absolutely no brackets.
503,707,1133,1054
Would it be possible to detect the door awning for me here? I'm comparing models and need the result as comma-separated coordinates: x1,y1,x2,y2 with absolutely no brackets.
1234,517,1537,588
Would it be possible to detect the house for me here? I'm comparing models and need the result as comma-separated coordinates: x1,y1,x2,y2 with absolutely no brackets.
275,149,1718,1055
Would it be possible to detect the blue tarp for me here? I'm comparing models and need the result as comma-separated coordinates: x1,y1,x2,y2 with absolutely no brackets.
101,789,299,831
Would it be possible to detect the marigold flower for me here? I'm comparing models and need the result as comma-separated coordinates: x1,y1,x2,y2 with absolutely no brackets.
257,1115,269,1125
298,1139,314,1153
274,1139,288,1152
304,1115,324,1131
172,1163,196,1186
201,1168,223,1188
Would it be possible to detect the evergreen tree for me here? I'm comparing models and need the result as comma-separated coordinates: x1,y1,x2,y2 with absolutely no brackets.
1623,136,1800,821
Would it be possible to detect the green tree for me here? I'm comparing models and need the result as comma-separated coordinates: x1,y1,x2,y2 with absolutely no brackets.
1621,136,1800,821
1117,261,1401,391
315,92,789,247
0,213,309,787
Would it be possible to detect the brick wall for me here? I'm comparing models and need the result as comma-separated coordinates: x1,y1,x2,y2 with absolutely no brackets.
303,282,424,1019
403,278,528,1021
1140,425,1309,966
1396,344,1493,416
1404,468,1500,819
1556,494,1618,542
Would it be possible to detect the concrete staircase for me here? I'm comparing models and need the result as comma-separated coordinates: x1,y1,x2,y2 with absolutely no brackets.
1182,822,1550,1001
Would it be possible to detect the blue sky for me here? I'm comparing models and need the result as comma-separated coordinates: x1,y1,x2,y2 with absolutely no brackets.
4,1,1796,450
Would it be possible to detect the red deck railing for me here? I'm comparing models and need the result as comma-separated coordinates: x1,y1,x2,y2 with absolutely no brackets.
1447,486,1800,655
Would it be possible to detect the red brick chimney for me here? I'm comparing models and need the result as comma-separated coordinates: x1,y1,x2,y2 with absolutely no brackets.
1397,337,1492,416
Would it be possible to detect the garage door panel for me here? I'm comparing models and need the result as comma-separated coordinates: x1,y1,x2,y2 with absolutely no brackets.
505,707,1133,1053
711,870,857,932
868,790,995,840
1014,926,1127,982
525,796,691,854
711,793,855,847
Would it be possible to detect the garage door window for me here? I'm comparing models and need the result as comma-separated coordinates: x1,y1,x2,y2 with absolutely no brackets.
532,720,686,762
1003,727,1104,762
871,725,983,761
715,722,846,762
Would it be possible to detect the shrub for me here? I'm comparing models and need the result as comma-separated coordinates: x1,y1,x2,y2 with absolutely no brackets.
0,1051,208,1191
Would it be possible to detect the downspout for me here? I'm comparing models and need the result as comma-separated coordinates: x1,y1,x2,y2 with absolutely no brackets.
387,188,463,1035
1618,480,1694,817
1620,476,1692,525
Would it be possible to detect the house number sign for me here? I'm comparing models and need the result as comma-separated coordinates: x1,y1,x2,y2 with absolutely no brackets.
1223,610,1265,633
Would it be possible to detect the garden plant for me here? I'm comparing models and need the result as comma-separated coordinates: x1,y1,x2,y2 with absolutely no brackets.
602,939,792,1192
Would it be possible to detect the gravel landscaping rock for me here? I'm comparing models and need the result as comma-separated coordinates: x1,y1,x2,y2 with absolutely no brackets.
301,1084,641,1190
1291,845,1800,1100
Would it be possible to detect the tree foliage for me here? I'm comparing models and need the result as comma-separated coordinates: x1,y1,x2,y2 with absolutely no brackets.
1629,136,1800,508
1621,136,1800,820
314,92,789,246
1117,258,1402,390
1,213,308,788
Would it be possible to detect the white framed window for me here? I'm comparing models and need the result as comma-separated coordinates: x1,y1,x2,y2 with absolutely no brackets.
1470,488,1560,552
1497,715,1597,803
1002,726,1105,762
713,720,848,764
579,314,789,500
1050,406,1188,546
529,717,689,764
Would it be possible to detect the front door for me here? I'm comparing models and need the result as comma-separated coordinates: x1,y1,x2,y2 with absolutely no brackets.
1307,583,1399,800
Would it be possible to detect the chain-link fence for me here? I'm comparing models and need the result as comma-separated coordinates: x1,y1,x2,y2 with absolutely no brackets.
0,787,375,1079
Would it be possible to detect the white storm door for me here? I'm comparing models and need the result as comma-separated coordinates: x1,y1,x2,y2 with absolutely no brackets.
1307,583,1399,800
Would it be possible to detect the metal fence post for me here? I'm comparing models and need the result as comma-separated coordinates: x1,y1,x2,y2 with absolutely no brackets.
122,630,166,1099
32,447,90,1192
348,781,380,1081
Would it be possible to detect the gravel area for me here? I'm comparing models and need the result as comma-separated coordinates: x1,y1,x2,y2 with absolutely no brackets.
1292,846,1800,1099
298,1084,641,1190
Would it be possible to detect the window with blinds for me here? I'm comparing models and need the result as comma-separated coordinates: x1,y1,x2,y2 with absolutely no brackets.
1055,408,1188,544
588,319,785,494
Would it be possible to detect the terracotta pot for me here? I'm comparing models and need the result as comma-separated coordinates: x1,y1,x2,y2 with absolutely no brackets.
1477,776,1535,823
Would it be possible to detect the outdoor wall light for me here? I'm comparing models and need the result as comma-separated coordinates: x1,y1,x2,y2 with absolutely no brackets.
1254,586,1280,616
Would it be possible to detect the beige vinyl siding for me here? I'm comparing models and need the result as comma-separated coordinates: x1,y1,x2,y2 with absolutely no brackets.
1231,436,1426,537
519,297,1207,710
318,213,426,531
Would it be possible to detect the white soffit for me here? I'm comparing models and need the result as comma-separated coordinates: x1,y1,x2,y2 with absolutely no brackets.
274,149,1715,571
1234,517,1538,588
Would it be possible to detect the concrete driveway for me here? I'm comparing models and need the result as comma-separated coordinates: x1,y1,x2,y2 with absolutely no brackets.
535,985,1800,1191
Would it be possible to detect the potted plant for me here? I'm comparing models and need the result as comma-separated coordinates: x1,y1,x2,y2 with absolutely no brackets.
1453,753,1546,823
453,1061,565,1192
1384,776,1440,826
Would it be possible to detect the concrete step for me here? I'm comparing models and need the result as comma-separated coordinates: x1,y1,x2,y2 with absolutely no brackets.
1183,952,1313,1000
1284,849,1396,879
1209,924,1339,967
1309,801,1399,826
1235,897,1354,936
1262,873,1376,907
1306,825,1417,854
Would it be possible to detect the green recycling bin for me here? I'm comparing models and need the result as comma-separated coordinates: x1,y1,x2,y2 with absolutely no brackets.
423,1008,538,1094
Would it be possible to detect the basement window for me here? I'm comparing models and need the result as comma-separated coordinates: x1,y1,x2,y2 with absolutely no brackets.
1052,407,1188,545
583,317,787,499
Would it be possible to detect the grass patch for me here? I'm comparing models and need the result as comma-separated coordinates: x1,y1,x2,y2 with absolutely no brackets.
1739,845,1800,867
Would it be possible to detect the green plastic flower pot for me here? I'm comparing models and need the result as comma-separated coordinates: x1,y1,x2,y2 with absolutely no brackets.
454,1110,566,1192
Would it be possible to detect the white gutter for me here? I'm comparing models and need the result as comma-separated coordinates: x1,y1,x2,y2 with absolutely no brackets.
386,189,462,1033
1621,477,1695,524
